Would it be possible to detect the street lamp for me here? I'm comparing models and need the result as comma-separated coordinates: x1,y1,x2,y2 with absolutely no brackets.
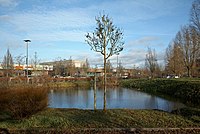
24,39,31,81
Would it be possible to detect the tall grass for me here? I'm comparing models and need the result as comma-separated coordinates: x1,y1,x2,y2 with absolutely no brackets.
0,85,48,119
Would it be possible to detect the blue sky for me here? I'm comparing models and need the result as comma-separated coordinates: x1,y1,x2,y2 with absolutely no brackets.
0,0,194,68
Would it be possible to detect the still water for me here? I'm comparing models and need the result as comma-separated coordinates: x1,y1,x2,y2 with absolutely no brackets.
48,87,185,112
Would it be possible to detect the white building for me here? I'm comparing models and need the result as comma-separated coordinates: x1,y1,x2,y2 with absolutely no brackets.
41,59,88,68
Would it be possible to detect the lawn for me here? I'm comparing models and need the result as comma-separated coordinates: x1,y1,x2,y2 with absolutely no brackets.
0,108,199,129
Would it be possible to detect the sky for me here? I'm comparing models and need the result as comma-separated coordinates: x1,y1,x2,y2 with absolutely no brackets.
0,0,194,68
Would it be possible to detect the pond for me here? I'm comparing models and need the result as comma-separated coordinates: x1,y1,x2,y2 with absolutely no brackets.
48,87,185,112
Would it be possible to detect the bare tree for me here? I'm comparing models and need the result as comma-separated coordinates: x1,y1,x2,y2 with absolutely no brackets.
106,59,112,74
66,57,75,77
177,26,200,77
165,40,184,77
2,48,14,77
145,47,158,78
190,0,200,31
190,0,200,76
81,58,90,76
118,60,124,78
14,55,25,76
165,1,200,77
15,55,25,66
31,52,40,70
85,14,124,111
53,57,65,76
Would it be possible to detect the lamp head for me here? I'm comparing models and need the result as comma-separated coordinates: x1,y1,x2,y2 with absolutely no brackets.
24,39,31,42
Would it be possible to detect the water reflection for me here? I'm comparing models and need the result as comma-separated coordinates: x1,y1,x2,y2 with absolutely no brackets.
48,87,185,112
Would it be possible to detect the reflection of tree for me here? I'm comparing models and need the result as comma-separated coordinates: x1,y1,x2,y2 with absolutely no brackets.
81,89,90,108
117,87,124,100
144,95,158,109
66,89,78,107
105,88,112,105
51,89,79,107
48,89,80,108
163,100,185,112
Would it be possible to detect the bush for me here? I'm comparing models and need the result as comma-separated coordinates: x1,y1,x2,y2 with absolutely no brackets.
0,85,48,119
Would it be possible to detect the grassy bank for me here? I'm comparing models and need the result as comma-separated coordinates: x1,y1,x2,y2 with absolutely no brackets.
47,80,91,89
120,78,200,106
0,79,199,133
0,108,199,129
0,76,91,90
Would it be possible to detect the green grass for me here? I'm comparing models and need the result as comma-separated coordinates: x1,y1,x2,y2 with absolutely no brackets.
0,108,199,129
47,81,90,89
120,78,200,106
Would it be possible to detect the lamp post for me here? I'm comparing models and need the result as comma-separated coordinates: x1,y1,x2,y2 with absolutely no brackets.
24,39,31,81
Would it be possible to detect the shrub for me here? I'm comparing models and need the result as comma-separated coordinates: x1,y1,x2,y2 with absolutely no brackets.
0,77,9,90
0,85,48,119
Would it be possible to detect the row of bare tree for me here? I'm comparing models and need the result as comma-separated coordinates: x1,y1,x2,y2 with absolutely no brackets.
165,0,200,77
145,0,200,78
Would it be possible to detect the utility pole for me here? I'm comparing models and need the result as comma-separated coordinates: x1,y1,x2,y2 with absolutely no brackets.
34,52,37,70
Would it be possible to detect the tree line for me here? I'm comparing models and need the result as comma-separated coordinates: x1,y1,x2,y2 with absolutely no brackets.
146,0,200,78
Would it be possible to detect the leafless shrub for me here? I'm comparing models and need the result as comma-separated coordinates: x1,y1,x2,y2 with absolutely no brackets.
0,85,48,119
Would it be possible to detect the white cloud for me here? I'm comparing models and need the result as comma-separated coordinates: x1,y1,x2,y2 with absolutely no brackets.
0,15,12,21
0,0,18,7
0,0,191,67
119,49,146,68
10,9,93,31
28,30,86,42
0,8,93,43
0,30,22,48
0,0,185,44
127,36,159,47
85,0,182,24
115,47,166,68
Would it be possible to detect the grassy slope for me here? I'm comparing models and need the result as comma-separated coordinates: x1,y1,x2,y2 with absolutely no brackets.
120,78,200,106
0,109,199,129
47,81,90,89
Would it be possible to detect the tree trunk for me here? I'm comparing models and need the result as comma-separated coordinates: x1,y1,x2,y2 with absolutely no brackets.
187,66,191,77
103,40,107,111
94,68,97,111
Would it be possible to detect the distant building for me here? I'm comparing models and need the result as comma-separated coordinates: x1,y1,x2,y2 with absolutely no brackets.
39,59,89,77
40,59,87,68
87,68,104,77
0,63,54,77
